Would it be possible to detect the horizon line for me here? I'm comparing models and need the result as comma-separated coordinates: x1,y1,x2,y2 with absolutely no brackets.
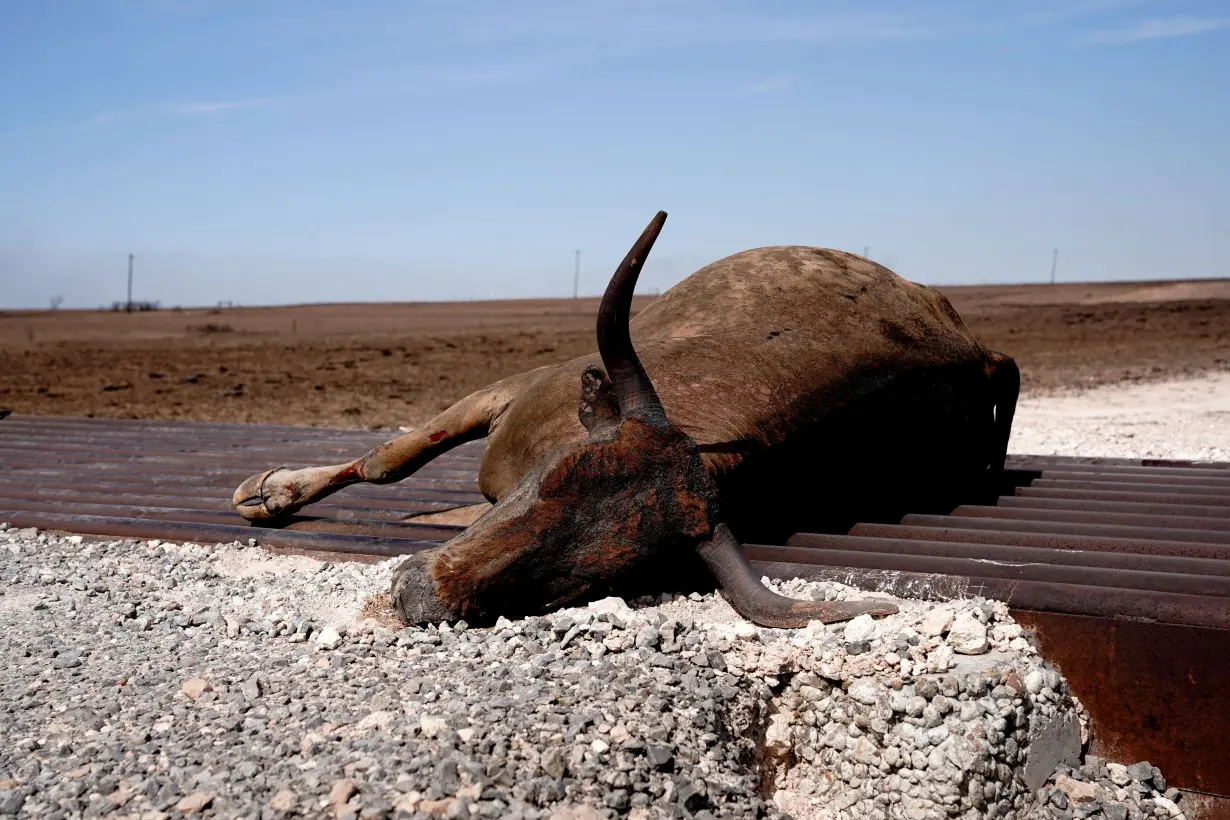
2,275,1227,314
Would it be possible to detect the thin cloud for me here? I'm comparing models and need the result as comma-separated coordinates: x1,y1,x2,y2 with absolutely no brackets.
1084,15,1230,43
88,96,280,126
168,97,278,116
736,77,794,96
454,3,929,49
90,110,127,125
650,13,930,46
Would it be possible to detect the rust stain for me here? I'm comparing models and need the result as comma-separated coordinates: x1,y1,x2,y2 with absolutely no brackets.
1014,610,1230,797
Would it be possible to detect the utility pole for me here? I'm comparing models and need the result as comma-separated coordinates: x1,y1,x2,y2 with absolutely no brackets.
1050,248,1058,285
573,250,581,299
127,253,134,312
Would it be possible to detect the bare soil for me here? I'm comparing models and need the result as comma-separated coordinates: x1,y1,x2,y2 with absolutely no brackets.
1,280,1226,429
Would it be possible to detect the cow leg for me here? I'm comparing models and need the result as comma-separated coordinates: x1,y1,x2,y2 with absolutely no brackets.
402,503,494,527
987,351,1020,474
232,378,523,521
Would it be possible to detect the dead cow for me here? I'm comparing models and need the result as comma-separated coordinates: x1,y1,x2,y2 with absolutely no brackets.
233,212,1019,628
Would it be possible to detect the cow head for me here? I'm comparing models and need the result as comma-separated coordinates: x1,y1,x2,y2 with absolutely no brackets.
390,212,898,628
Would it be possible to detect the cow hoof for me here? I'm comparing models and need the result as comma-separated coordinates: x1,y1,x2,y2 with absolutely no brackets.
390,552,455,625
232,468,301,521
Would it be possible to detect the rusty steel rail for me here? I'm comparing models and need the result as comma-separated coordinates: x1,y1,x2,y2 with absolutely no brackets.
900,513,1230,545
1005,453,1230,471
0,414,487,552
2,413,1228,804
0,509,438,560
847,522,1229,561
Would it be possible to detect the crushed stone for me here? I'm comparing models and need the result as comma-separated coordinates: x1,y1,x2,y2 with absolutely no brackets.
0,527,1180,820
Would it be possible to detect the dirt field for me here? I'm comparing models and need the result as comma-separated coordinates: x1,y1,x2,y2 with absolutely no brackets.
1,279,1226,429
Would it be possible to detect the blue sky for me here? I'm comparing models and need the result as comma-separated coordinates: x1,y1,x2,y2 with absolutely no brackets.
1,0,1227,309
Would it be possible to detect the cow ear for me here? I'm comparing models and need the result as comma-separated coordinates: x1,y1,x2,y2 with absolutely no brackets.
578,366,620,436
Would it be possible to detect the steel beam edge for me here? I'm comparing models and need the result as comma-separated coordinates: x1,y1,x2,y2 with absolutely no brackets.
0,510,437,559
745,558,1230,631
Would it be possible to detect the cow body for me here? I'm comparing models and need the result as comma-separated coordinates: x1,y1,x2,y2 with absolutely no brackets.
472,246,1006,541
234,219,1016,626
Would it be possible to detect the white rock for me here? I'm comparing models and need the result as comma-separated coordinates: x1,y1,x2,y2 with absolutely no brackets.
847,679,879,705
918,607,954,637
420,714,448,738
356,710,393,732
1024,669,1046,695
315,625,343,649
947,611,989,655
928,643,954,672
992,622,1023,642
733,622,758,641
587,596,631,616
1153,796,1182,817
817,655,843,679
843,614,876,643
852,736,880,765
1054,775,1098,804
763,712,792,758
180,677,211,700
392,792,422,814
1010,636,1034,653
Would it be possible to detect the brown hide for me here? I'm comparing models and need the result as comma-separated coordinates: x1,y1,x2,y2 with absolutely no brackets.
238,237,1007,625
426,416,718,623
481,247,994,538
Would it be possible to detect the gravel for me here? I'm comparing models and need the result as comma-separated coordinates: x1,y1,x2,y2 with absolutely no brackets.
0,528,1181,820
1009,370,1230,462
1026,758,1186,820
2,376,1216,819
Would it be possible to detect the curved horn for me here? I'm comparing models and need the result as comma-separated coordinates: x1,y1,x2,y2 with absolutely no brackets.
597,210,667,418
698,524,899,628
